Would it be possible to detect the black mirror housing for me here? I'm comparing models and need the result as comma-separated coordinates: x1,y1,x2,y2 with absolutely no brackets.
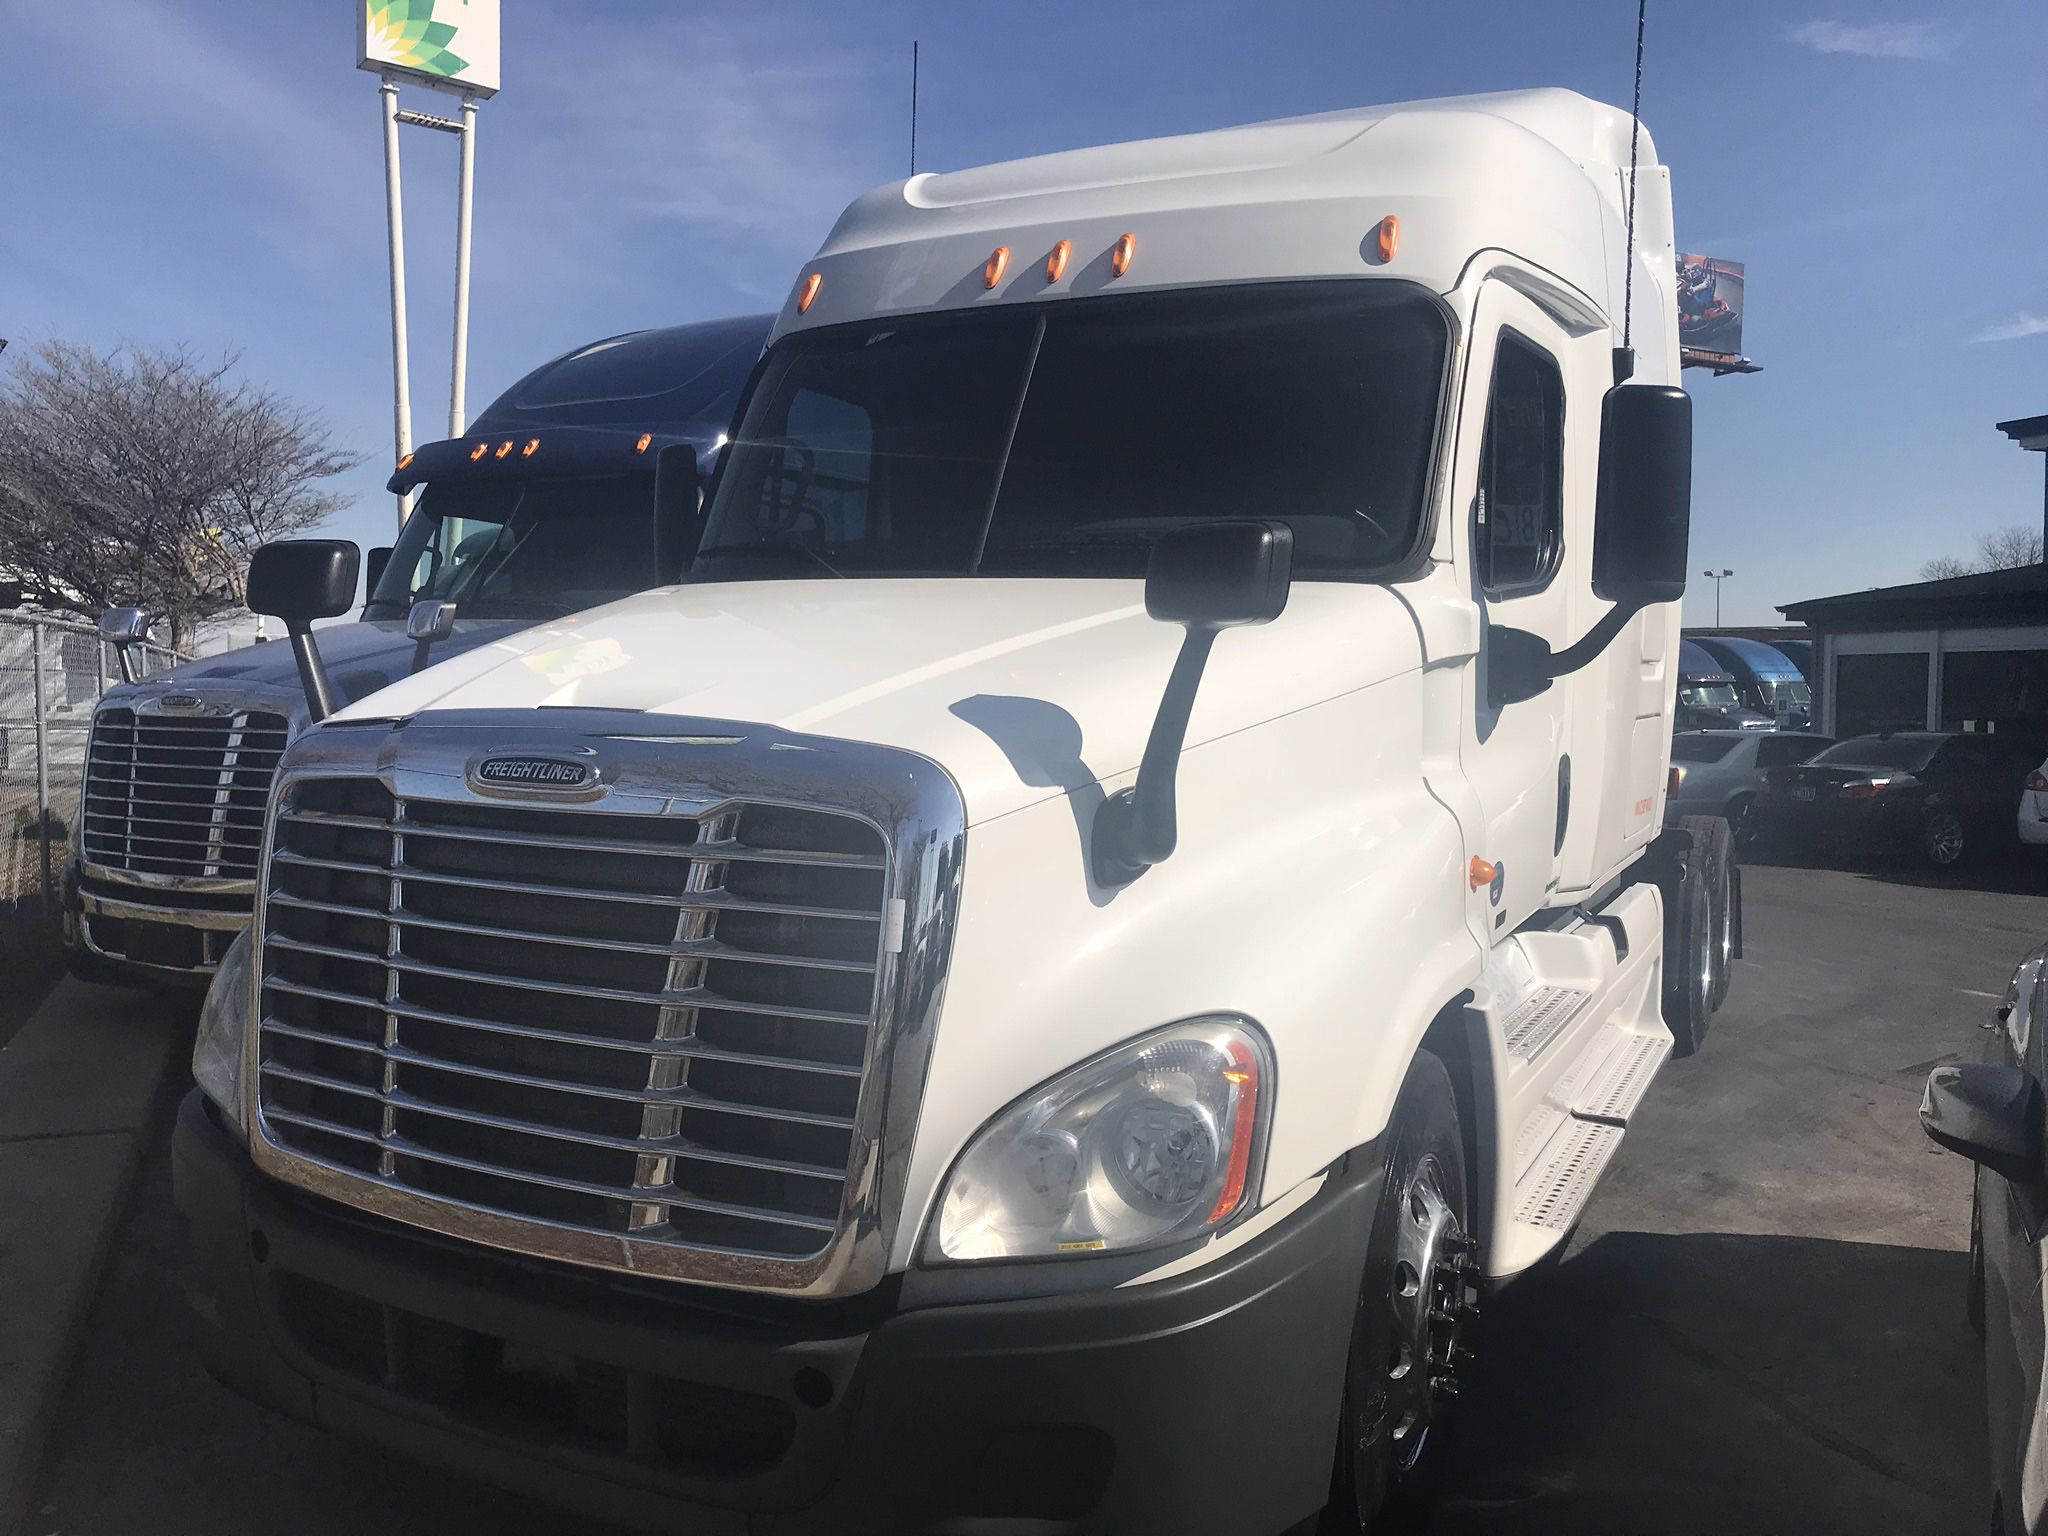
364,545,394,601
1921,1063,2044,1184
1592,384,1692,606
247,540,361,625
0,581,21,611
654,444,704,583
1145,520,1294,629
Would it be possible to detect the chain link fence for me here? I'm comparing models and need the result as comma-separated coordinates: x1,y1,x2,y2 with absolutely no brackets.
0,613,185,946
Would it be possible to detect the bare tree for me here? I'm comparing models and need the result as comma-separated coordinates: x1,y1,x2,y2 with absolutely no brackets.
0,342,361,650
1919,525,2044,582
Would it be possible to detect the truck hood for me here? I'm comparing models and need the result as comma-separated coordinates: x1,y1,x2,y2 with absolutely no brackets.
108,619,530,717
336,579,1426,825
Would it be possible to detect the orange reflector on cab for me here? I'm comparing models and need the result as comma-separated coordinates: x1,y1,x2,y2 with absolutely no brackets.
983,245,1010,289
1109,231,1136,278
795,271,823,314
522,438,540,458
1375,214,1400,264
634,432,653,454
396,451,414,471
1046,239,1071,283
468,442,489,462
495,439,515,459
1468,856,1498,892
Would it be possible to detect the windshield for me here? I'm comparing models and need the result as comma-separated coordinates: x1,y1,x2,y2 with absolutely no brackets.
1758,677,1812,709
1679,681,1742,708
363,475,658,620
1811,736,1943,771
691,282,1447,582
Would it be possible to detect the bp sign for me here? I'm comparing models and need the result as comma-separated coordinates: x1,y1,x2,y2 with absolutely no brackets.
358,0,500,98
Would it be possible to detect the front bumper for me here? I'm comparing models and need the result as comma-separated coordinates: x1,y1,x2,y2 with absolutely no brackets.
65,861,249,986
174,1091,1381,1536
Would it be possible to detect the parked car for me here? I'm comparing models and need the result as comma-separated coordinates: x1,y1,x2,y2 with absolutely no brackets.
2019,753,2048,849
1667,729,1835,842
1920,941,2048,1532
1675,640,1775,731
1690,636,1813,730
1756,731,2040,866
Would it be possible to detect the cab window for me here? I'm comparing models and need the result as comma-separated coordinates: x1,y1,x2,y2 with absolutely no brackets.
1477,333,1564,596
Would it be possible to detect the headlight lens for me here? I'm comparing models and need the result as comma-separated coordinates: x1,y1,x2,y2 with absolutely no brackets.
928,1018,1272,1263
192,927,254,1137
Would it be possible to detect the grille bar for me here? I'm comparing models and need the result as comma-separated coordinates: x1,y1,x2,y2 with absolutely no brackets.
82,705,290,880
258,777,890,1265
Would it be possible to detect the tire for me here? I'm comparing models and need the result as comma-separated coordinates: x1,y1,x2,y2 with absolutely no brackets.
1924,806,1968,868
1681,815,1736,1013
1661,845,1713,1057
1323,1051,1474,1535
1725,792,1758,851
1968,1178,1986,1338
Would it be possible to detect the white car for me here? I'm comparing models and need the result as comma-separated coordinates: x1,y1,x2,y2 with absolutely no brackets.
2019,755,2048,845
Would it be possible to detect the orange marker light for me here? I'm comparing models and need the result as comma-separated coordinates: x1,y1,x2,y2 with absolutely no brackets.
1208,1037,1262,1224
634,432,653,454
983,245,1010,289
1468,856,1498,892
468,442,490,462
1109,231,1137,278
795,271,823,314
1045,239,1071,283
495,439,515,460
522,438,540,458
395,451,414,471
1375,214,1400,264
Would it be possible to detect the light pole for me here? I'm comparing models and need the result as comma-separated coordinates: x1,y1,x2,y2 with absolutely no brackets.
1703,568,1734,626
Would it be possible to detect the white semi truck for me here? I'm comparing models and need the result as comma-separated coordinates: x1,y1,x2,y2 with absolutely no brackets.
176,89,1735,1534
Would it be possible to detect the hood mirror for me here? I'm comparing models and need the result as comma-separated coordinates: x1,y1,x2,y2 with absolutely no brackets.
406,598,458,675
246,539,360,722
98,606,150,682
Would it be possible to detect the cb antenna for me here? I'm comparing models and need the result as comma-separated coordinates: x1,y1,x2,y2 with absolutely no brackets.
910,40,920,175
1616,0,1647,383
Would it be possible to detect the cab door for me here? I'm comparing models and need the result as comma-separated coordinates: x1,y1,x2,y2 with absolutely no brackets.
1454,285,1576,935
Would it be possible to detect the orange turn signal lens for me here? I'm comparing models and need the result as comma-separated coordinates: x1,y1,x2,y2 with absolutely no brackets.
522,438,540,458
1375,214,1400,264
634,432,653,454
1207,1037,1262,1224
396,451,414,471
495,439,515,459
1045,239,1072,283
468,442,489,462
1109,231,1136,278
795,271,823,314
983,245,1011,289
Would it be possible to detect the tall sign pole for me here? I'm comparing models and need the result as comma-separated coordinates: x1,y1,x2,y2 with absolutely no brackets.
357,1,502,529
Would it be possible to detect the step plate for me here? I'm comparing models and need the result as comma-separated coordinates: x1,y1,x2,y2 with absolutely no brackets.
1501,986,1593,1060
1513,1118,1625,1231
1575,1031,1672,1126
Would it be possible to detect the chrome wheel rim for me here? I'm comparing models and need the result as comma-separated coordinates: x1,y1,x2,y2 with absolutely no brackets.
1927,813,1964,866
1381,1155,1476,1474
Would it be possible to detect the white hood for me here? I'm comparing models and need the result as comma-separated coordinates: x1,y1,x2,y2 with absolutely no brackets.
333,578,1424,825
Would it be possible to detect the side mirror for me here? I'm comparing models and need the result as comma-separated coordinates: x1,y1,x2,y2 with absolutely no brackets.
654,443,703,583
246,539,360,722
0,581,21,612
406,598,458,675
98,606,150,682
1592,384,1693,606
1921,1063,2044,1184
1092,521,1293,886
365,545,394,601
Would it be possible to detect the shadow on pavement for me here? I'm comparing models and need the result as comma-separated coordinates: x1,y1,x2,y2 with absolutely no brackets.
1436,1229,1986,1536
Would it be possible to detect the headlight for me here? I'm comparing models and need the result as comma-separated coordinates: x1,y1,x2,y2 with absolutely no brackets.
192,927,254,1138
928,1018,1272,1263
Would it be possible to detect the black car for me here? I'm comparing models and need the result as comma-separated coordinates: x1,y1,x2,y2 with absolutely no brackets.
1754,730,2040,867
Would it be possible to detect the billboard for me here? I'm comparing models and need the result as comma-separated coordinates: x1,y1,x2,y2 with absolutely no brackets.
1677,252,1748,370
358,0,499,98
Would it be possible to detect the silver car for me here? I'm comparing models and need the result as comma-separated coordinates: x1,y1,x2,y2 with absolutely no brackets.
1667,730,1836,842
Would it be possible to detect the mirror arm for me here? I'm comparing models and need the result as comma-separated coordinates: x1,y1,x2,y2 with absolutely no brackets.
1091,624,1219,887
286,623,338,722
111,640,139,685
1544,597,1651,678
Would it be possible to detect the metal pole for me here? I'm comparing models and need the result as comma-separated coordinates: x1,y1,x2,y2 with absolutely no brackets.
31,621,51,918
449,94,477,437
380,77,415,530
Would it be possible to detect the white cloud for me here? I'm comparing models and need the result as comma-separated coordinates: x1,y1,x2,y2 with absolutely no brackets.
1784,19,1960,60
1972,313,2048,344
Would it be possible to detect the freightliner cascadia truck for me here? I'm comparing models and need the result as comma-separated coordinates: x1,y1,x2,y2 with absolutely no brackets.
176,90,1734,1534
66,314,767,989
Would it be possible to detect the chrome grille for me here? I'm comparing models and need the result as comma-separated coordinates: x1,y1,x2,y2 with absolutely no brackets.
255,777,890,1264
82,706,288,880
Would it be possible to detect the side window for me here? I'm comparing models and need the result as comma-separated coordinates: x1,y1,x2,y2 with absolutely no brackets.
1759,736,1815,768
1477,333,1564,596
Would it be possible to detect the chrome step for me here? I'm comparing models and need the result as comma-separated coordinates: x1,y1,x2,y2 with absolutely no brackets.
1500,985,1593,1061
1512,1118,1624,1232
1573,1031,1672,1126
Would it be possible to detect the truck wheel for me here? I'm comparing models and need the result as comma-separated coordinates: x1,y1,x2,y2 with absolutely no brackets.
1661,848,1713,1057
1681,815,1736,1012
1323,1051,1475,1535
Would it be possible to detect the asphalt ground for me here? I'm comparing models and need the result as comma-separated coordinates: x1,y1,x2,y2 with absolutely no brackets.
24,857,2042,1536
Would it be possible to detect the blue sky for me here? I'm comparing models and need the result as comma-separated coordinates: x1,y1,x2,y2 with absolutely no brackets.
4,0,2044,627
